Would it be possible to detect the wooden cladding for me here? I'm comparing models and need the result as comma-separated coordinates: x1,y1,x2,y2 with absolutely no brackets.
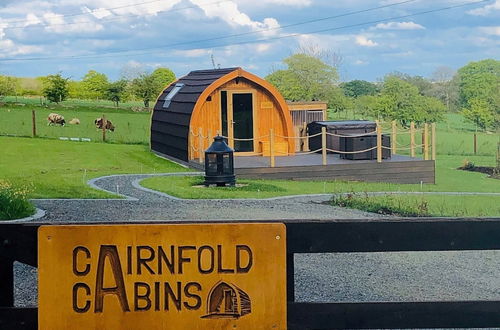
189,78,294,160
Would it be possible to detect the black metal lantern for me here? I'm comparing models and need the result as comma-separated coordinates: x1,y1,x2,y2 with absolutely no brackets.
204,135,236,186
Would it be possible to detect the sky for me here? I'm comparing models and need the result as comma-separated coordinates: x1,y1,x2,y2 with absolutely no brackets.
0,0,498,82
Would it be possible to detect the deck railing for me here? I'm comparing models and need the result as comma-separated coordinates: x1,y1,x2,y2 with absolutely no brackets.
189,121,436,167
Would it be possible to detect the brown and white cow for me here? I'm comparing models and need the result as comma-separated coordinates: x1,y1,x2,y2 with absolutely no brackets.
95,118,115,132
47,113,65,126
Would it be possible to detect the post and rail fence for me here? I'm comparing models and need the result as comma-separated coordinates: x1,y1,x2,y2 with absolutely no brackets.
2,218,500,329
189,121,436,167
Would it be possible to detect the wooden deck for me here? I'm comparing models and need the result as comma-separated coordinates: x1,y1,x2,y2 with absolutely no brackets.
189,153,435,184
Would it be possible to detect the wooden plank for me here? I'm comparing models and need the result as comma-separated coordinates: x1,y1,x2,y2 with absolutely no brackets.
0,225,38,266
0,308,37,330
0,258,13,307
235,160,434,174
285,219,500,253
287,253,294,303
236,171,434,181
236,170,434,181
236,164,435,176
288,301,500,329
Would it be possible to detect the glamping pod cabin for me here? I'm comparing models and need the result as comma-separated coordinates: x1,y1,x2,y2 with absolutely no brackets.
151,68,295,163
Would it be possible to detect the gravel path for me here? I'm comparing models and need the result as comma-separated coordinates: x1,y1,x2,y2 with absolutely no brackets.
30,173,381,223
9,172,500,329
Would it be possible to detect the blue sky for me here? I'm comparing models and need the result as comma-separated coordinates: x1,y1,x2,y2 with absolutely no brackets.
0,0,498,82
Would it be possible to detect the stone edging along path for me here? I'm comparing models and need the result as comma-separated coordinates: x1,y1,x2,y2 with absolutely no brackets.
62,172,500,201
4,172,500,223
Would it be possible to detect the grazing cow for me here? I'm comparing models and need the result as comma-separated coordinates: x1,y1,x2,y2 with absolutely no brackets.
47,113,65,126
95,117,115,132
69,118,80,125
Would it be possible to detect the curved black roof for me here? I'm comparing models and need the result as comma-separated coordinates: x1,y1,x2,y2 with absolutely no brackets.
151,68,239,162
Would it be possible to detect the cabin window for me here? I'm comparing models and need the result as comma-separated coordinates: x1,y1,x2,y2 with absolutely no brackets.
163,83,184,109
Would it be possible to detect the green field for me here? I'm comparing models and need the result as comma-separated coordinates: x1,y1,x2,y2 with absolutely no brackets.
1,99,498,217
2,96,145,109
0,136,186,198
0,102,151,144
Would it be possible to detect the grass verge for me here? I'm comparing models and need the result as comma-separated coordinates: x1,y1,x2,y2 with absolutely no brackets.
0,136,187,198
0,180,35,220
330,193,500,217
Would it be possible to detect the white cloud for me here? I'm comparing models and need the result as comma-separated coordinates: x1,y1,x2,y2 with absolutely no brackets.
354,59,368,65
478,26,500,36
468,0,500,16
355,35,378,47
0,38,43,57
372,21,425,30
24,13,42,27
82,6,112,20
256,43,271,53
190,0,280,35
173,48,211,58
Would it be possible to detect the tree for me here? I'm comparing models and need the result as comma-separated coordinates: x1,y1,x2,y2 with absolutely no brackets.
340,80,379,98
150,68,176,92
129,67,176,108
457,59,500,129
386,71,433,96
462,98,495,130
81,70,109,100
362,76,445,126
265,53,341,109
0,75,18,99
42,74,69,103
106,80,128,107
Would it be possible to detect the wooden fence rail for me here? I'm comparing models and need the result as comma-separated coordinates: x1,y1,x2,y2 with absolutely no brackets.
2,218,500,329
190,121,436,164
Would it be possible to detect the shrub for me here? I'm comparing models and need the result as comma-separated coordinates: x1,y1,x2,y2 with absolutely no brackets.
0,180,35,220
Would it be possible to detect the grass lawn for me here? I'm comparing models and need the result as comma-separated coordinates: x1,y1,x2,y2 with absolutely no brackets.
0,102,151,145
140,154,499,216
331,194,500,217
141,154,500,199
0,136,187,198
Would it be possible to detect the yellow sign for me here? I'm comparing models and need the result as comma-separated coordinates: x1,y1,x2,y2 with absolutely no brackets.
38,223,286,330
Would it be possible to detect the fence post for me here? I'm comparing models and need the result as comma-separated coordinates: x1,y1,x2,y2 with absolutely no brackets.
270,128,275,168
302,121,309,151
424,123,429,160
431,123,436,160
207,129,213,147
321,126,327,166
31,110,37,137
102,114,107,142
474,132,477,155
198,127,203,164
376,120,382,163
391,120,397,155
410,122,415,158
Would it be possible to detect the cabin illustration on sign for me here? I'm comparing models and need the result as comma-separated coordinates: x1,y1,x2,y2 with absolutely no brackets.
201,281,251,319
151,67,295,162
